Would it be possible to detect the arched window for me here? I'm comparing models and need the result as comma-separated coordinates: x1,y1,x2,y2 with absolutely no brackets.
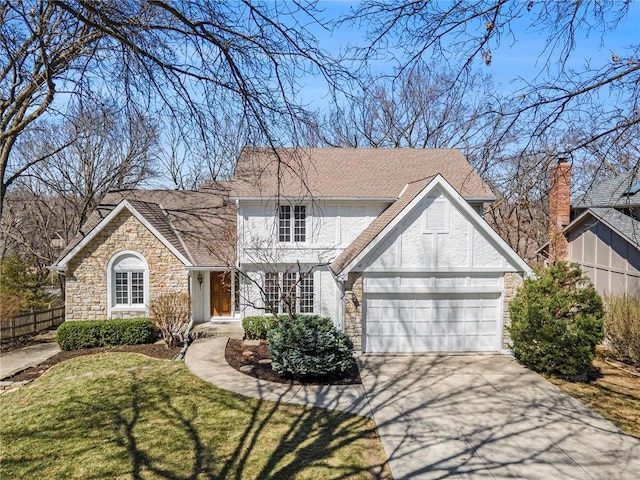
108,252,148,310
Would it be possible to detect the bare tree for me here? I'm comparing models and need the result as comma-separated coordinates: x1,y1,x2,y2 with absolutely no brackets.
345,1,639,162
0,100,158,296
318,62,494,149
157,114,248,190
1,0,347,218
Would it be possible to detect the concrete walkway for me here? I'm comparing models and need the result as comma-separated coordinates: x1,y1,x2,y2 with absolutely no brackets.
0,342,60,379
185,337,372,417
358,354,640,480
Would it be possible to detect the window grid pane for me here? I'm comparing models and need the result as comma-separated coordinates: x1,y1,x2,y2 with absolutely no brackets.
265,272,279,312
279,205,291,242
115,272,129,305
294,205,306,242
299,273,314,313
282,272,297,313
131,272,144,304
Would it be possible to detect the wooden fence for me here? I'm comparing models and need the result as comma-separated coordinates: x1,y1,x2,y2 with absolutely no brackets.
0,307,65,340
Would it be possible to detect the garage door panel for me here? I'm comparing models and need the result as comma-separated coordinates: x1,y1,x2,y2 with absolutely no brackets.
368,321,382,335
466,322,481,334
449,335,465,350
415,321,431,335
431,336,447,350
365,292,501,353
450,321,464,335
414,336,433,350
382,322,398,336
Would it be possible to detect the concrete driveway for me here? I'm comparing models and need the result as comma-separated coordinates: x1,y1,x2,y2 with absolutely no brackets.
358,354,640,479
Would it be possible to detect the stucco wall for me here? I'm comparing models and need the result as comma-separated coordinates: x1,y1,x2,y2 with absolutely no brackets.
237,200,388,265
363,192,508,271
65,209,188,320
240,267,342,327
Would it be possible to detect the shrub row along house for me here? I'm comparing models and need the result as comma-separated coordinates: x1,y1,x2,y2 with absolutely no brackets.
51,148,532,353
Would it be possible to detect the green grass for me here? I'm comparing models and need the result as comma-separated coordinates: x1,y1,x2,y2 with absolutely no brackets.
0,353,390,479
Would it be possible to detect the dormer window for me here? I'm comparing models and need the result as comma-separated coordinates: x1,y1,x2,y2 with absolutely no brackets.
279,205,306,242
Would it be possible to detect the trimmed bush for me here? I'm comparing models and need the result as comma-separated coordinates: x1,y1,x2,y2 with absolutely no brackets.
242,316,277,340
508,262,604,377
604,293,640,366
150,292,191,347
56,318,155,351
267,315,355,379
242,314,320,340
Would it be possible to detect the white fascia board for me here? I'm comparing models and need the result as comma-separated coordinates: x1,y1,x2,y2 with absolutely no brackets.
341,174,532,277
56,200,192,268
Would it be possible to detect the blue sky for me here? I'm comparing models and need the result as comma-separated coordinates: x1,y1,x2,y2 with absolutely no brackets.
298,0,640,107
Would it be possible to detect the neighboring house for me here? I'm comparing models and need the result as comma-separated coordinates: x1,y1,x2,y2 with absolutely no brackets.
52,148,532,353
543,160,640,296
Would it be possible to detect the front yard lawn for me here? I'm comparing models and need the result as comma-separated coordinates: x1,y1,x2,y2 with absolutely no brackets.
549,357,640,439
0,353,390,479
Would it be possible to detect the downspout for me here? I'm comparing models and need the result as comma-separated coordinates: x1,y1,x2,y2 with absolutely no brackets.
326,264,345,332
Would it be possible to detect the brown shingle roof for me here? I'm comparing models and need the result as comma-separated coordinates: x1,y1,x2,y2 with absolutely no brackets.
330,177,434,275
231,147,494,200
57,185,236,268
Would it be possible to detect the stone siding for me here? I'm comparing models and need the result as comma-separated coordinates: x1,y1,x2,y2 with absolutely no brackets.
65,209,188,321
343,272,363,351
502,271,524,349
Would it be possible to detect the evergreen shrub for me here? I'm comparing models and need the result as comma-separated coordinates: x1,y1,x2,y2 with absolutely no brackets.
242,316,277,340
508,262,604,377
242,314,324,340
267,315,355,379
56,318,155,351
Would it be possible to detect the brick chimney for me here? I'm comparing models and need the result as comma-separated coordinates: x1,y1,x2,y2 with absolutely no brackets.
548,158,571,262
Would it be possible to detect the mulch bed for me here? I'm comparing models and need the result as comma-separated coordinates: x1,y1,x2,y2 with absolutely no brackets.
5,343,181,383
4,332,360,387
224,338,361,385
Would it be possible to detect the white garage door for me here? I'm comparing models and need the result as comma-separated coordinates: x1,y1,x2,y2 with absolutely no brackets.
365,293,502,353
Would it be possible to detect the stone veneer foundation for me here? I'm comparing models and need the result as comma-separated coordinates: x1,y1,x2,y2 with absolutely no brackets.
502,271,524,349
64,209,188,321
343,272,363,351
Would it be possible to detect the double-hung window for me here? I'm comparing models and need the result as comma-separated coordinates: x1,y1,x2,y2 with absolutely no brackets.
278,204,306,242
111,253,147,308
298,272,314,314
263,271,314,314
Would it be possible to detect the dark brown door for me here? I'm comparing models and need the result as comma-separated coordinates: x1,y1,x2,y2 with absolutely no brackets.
211,271,232,316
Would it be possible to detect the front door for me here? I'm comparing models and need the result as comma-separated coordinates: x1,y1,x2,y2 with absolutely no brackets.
211,271,232,316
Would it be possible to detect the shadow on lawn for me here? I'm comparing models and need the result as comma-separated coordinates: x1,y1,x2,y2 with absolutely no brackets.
102,370,388,480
